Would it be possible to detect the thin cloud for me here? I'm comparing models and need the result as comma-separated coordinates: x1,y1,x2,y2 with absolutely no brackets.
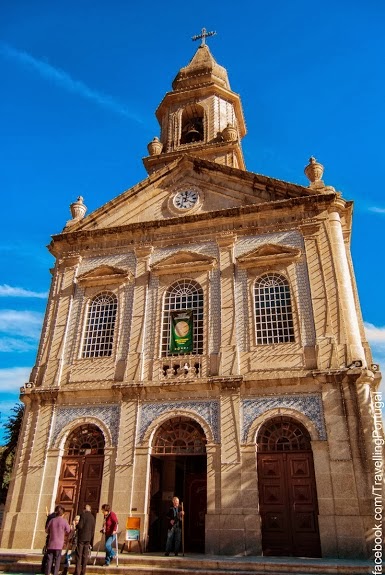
0,309,43,340
365,322,385,343
0,337,38,353
368,207,385,214
364,322,385,373
0,367,31,392
0,284,48,299
0,43,143,124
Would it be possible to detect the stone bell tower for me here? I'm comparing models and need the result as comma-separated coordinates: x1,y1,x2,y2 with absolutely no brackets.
143,32,246,175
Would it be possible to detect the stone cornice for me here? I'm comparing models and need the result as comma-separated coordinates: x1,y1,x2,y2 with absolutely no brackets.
237,244,301,269
77,265,132,287
151,251,217,275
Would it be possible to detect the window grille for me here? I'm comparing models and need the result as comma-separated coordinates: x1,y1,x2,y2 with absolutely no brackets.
65,424,105,455
257,417,311,452
161,279,203,356
82,291,117,358
254,273,295,345
153,417,206,455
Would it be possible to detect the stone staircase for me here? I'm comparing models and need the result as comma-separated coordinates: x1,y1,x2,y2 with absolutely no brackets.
0,551,374,575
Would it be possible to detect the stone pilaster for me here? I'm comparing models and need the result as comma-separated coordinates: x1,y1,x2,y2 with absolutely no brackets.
217,234,237,376
328,205,366,366
41,256,81,387
302,223,339,369
125,246,153,381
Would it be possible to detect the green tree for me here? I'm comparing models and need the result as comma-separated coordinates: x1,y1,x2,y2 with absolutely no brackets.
0,403,24,504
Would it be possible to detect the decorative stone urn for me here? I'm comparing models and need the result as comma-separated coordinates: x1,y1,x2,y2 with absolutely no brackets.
147,137,163,156
70,196,87,220
222,123,237,142
304,156,324,185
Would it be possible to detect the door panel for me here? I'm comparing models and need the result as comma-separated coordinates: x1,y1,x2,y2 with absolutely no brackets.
56,455,104,522
258,451,321,557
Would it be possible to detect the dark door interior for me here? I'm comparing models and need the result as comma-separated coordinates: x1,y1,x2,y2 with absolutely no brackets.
148,454,206,552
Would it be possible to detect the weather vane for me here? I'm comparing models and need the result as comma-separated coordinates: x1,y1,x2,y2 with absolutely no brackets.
192,27,217,46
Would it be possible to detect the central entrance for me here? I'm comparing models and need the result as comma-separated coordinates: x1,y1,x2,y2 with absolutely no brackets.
148,416,207,553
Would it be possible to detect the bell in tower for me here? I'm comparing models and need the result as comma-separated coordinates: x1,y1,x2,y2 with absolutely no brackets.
143,34,246,175
181,107,204,144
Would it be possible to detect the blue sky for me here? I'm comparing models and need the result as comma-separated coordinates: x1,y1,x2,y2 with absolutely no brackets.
0,0,384,442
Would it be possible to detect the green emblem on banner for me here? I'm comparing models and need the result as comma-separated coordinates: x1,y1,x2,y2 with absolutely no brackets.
170,310,193,353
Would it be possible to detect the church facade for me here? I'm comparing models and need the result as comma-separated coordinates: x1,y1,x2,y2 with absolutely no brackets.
1,40,382,558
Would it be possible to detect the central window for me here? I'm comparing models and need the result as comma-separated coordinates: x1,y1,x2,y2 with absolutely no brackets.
161,279,203,356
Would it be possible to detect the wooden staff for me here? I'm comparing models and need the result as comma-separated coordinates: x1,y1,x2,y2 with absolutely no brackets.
181,502,184,557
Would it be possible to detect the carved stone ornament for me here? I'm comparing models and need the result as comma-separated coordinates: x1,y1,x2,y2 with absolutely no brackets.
147,137,163,156
304,157,324,185
222,123,237,142
70,196,87,219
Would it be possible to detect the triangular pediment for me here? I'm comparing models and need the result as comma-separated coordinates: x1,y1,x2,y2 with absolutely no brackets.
58,156,324,238
152,251,217,275
237,244,301,268
78,265,131,286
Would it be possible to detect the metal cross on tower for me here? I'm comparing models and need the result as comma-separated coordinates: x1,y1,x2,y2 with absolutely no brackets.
192,27,217,46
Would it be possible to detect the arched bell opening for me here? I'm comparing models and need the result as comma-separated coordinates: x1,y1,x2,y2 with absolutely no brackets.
148,416,207,553
180,105,204,144
55,424,105,522
257,416,321,558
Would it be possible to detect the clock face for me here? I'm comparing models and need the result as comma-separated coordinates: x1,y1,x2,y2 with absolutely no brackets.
173,189,199,210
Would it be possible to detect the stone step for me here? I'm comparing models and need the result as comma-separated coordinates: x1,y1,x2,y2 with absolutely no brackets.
0,551,374,575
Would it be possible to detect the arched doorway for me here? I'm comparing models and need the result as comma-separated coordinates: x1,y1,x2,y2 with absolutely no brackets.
257,416,321,557
148,416,207,553
55,424,105,522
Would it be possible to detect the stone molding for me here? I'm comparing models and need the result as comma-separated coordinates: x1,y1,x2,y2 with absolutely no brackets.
138,400,219,443
51,404,120,447
241,393,326,442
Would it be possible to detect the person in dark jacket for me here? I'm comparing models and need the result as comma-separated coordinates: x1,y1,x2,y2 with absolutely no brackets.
101,504,118,566
164,497,184,556
74,504,96,575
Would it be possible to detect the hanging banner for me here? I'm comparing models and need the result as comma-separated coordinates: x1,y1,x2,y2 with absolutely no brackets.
170,310,193,353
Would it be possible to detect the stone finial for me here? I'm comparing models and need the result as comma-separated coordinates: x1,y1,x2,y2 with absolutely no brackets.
147,137,163,156
222,123,237,142
70,196,87,220
304,156,324,187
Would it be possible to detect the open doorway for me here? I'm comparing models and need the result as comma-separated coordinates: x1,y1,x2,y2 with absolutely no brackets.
147,417,207,553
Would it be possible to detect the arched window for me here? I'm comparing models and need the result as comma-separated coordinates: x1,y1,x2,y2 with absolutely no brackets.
161,279,203,356
254,273,295,345
65,424,105,455
82,291,117,358
257,417,311,452
180,104,204,144
153,416,206,455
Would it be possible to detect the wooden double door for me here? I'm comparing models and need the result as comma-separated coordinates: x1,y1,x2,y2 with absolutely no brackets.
56,455,104,522
257,450,321,557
